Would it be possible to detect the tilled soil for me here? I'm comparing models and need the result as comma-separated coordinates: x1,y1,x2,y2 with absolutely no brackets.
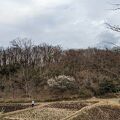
45,102,88,110
0,104,32,113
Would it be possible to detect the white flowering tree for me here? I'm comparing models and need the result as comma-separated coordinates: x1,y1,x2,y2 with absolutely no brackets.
47,75,77,91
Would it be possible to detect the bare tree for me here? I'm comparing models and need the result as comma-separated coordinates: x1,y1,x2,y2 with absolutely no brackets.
106,4,120,32
106,23,120,32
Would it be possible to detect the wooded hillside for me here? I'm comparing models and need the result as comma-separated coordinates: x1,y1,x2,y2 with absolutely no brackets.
0,38,120,100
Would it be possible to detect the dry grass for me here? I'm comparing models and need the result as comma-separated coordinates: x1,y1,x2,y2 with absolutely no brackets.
3,108,75,120
62,102,120,120
1,98,120,120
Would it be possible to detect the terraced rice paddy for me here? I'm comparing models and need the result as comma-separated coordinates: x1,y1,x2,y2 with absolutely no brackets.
0,98,120,120
0,103,32,113
4,108,74,120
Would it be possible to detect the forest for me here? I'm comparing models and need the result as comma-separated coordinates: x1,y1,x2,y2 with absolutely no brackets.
0,38,120,101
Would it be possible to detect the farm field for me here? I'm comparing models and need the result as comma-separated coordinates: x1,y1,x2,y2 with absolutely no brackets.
0,98,120,120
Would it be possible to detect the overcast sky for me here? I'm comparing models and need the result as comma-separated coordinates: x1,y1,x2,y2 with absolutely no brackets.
0,0,120,49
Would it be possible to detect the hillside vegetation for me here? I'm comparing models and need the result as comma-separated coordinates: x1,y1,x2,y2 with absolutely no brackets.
0,38,120,100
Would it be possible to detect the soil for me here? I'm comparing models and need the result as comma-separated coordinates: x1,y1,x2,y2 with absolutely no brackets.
0,104,32,113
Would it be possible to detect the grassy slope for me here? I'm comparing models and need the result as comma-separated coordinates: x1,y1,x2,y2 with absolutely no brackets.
62,100,120,120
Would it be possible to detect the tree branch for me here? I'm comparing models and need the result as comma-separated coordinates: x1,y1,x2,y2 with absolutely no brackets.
105,23,120,32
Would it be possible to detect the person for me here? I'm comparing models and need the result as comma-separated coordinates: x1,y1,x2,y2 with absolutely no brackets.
32,100,35,107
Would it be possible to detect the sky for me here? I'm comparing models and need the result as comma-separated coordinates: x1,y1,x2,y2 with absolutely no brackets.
0,0,120,49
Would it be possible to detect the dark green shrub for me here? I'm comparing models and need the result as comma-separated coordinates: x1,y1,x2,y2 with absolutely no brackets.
99,79,119,95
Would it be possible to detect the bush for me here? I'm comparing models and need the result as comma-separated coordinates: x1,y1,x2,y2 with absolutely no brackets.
78,88,94,98
99,79,119,95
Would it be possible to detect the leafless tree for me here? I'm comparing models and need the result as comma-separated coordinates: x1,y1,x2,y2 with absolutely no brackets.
106,3,120,32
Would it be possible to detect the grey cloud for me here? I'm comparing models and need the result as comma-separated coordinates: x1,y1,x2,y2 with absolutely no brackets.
97,31,120,49
0,0,120,49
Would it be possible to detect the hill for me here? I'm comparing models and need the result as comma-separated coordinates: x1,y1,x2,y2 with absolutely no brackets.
0,39,120,100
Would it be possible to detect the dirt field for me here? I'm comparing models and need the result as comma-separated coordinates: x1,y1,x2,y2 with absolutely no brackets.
0,98,120,120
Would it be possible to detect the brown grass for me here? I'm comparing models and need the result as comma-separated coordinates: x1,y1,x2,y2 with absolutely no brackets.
1,98,120,120
3,108,75,120
62,102,120,120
